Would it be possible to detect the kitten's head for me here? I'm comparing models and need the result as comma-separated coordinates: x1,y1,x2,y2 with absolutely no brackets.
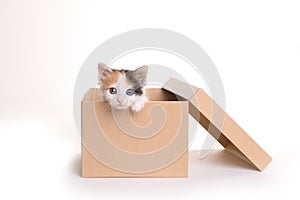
98,63,148,110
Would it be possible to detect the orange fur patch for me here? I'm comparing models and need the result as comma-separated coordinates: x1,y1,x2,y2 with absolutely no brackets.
102,71,121,89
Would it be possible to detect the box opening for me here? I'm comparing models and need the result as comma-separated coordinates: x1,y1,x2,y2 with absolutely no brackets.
83,88,184,102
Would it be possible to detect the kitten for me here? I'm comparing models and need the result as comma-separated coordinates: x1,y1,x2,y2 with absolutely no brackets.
98,63,148,112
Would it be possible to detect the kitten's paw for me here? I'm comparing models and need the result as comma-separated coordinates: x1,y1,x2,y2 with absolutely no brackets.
131,100,145,112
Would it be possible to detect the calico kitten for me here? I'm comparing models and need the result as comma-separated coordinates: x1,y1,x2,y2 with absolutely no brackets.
98,63,148,112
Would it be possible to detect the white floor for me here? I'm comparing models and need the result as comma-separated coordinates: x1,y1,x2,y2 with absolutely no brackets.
0,116,298,200
67,151,296,200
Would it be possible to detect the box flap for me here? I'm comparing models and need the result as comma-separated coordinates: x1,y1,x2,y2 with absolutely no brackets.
163,78,199,100
163,78,272,171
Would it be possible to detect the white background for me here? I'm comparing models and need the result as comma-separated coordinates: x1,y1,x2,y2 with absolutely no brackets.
1,0,300,199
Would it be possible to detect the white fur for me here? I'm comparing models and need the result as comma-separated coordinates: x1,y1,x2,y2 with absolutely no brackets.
130,94,147,112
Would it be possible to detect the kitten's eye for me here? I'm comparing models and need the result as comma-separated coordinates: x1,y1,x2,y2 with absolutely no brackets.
126,89,135,96
109,87,117,94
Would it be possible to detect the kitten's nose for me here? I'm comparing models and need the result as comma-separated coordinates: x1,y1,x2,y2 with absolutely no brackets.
117,99,123,105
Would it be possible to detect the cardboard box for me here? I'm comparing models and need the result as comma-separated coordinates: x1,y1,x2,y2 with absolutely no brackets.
81,88,189,177
81,78,272,178
163,78,272,171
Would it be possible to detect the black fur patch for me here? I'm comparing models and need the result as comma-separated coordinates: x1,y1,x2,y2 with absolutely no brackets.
134,88,143,96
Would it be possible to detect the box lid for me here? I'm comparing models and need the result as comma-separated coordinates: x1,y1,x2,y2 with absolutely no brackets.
163,78,272,171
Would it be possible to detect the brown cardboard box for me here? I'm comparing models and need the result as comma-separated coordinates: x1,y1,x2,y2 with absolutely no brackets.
81,78,272,178
163,78,272,171
81,88,189,177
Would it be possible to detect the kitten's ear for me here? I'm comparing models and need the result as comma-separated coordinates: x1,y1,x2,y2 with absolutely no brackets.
132,65,148,86
98,63,112,80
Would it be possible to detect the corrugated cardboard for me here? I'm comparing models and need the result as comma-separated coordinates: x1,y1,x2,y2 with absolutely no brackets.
163,78,272,171
81,88,189,177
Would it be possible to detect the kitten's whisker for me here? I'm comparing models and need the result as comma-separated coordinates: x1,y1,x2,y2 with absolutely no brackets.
103,102,111,113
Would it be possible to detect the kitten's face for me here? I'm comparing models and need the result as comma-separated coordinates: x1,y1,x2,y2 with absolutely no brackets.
98,64,147,110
